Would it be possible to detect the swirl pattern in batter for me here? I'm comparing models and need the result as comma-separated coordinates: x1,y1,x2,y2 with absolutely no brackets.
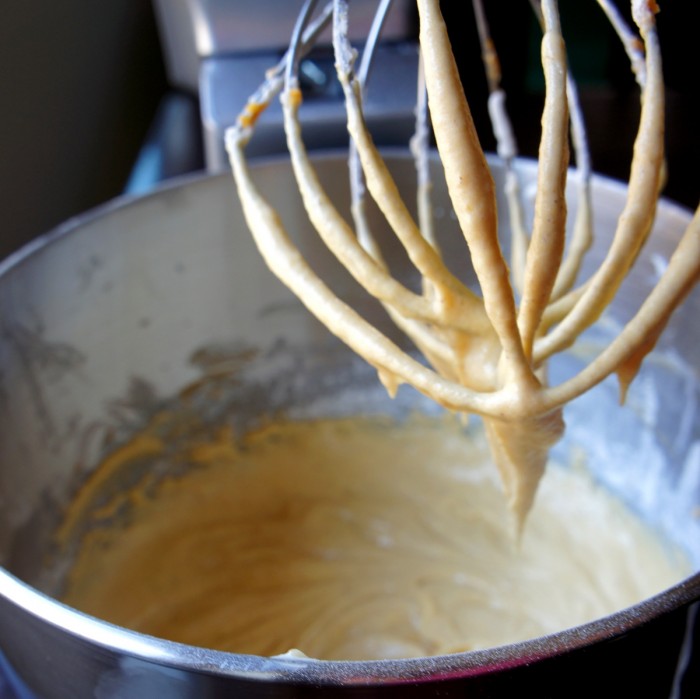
62,415,687,660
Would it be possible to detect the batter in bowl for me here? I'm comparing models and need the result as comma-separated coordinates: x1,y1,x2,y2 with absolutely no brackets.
61,414,688,660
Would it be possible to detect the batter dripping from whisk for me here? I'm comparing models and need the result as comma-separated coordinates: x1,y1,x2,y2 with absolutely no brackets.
226,0,700,530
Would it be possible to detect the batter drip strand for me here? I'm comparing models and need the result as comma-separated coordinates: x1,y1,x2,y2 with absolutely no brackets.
225,0,700,532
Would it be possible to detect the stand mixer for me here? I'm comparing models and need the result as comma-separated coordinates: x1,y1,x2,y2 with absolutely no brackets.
152,0,417,167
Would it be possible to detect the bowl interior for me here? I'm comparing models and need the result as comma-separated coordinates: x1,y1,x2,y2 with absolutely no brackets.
0,153,698,653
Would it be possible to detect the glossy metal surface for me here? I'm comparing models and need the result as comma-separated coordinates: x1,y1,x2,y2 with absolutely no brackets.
0,154,698,697
152,0,413,92
200,44,419,169
152,0,418,170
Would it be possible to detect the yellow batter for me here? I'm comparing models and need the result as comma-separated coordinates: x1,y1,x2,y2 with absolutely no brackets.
61,415,687,660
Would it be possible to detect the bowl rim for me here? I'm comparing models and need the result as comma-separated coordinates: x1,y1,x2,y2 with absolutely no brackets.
2,565,699,684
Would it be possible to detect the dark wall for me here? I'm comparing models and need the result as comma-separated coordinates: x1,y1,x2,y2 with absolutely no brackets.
0,1,167,260
0,2,696,262
443,1,698,211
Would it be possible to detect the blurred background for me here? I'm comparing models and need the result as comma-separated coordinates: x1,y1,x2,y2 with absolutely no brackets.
0,0,697,261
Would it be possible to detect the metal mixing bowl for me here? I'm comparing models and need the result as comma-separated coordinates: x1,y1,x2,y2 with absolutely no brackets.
0,154,698,697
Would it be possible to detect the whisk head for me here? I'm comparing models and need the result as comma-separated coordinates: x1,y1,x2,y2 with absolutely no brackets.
226,0,700,530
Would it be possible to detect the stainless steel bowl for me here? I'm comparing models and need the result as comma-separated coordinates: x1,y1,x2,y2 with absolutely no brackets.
0,153,698,697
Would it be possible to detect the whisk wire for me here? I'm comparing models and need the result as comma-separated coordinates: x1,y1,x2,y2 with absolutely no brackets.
226,0,699,530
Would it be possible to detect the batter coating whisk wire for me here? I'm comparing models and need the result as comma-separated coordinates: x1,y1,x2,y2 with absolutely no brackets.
226,0,700,531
